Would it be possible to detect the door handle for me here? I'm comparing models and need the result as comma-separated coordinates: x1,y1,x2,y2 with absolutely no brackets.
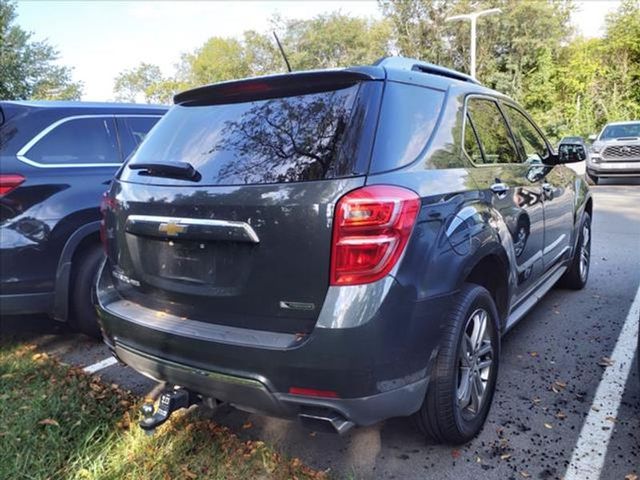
490,182,509,196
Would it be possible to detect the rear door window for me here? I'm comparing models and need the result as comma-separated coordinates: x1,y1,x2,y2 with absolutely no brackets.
23,117,120,165
123,84,372,185
116,116,162,160
464,98,519,165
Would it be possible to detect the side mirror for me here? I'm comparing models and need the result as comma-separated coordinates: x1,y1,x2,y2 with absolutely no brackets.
557,143,587,164
588,134,597,142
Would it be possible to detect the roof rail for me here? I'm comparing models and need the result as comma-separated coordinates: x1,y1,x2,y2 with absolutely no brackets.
373,56,481,85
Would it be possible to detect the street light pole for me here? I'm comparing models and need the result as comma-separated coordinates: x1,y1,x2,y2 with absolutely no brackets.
446,8,501,79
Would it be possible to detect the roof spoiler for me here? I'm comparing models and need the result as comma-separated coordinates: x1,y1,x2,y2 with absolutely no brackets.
373,56,481,85
174,70,378,106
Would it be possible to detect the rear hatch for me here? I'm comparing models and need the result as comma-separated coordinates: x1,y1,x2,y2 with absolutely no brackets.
104,71,383,334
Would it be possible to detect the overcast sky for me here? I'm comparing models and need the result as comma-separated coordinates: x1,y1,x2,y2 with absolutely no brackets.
16,1,621,101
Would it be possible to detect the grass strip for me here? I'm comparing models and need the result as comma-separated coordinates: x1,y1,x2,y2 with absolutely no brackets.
0,342,325,480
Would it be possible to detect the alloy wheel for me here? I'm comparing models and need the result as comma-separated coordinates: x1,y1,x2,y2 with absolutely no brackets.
579,221,591,282
457,308,494,419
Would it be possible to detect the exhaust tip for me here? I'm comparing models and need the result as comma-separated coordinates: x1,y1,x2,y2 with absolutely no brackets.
298,408,355,435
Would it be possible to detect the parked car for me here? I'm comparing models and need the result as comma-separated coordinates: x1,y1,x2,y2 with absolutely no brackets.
95,57,592,444
587,121,640,185
0,101,167,336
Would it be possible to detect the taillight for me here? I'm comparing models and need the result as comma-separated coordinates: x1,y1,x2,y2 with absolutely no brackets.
0,174,25,197
330,185,420,286
99,192,115,253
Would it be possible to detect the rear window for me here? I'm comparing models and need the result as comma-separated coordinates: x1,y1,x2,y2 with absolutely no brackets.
122,84,374,185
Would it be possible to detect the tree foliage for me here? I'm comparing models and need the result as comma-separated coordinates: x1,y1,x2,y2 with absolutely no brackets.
0,0,82,100
113,1,640,140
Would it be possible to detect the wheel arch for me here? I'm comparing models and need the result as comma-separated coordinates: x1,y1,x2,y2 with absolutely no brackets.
458,247,511,331
52,221,101,322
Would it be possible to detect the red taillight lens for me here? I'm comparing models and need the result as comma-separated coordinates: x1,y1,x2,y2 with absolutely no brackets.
289,387,340,398
0,174,25,197
99,192,116,253
330,185,420,286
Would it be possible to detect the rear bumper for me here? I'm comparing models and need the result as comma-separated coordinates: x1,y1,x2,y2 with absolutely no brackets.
113,341,429,426
95,261,453,426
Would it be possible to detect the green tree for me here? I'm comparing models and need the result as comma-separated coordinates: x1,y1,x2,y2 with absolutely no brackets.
0,0,82,100
277,12,391,70
113,63,180,104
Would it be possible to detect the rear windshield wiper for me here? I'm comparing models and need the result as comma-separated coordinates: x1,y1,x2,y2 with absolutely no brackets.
129,161,201,181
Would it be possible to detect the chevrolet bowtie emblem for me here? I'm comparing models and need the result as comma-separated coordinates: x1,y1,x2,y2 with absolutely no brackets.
159,221,187,236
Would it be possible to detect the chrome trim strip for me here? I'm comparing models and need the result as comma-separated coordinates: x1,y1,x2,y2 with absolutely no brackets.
506,263,567,333
16,114,162,169
126,214,260,244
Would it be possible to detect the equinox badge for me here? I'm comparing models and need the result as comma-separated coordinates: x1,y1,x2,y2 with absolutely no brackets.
159,221,187,236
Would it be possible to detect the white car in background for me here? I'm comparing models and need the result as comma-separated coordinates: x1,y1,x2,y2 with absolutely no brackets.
587,121,640,185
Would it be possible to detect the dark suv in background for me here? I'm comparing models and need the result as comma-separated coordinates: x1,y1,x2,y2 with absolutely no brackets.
0,101,167,336
95,57,592,444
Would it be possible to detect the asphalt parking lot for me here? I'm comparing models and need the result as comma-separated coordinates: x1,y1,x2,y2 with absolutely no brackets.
2,178,639,480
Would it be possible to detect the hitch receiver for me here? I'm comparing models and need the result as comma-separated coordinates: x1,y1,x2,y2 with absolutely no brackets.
139,387,197,432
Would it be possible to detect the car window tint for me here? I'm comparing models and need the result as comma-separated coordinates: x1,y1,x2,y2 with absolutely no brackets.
463,113,484,163
465,98,518,165
370,82,445,172
125,84,369,185
27,117,120,165
118,116,161,160
503,105,548,163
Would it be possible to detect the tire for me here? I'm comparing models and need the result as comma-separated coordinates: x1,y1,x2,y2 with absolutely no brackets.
585,171,598,185
69,244,104,338
414,284,500,445
557,212,591,290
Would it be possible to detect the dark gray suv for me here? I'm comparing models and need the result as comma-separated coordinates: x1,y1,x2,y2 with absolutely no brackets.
95,57,592,444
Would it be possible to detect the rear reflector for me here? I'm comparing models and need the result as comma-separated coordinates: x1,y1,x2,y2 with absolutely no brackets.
289,387,340,398
0,174,25,197
330,185,420,286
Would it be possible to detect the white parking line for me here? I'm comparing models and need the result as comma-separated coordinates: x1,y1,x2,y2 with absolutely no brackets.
83,356,118,374
565,283,640,480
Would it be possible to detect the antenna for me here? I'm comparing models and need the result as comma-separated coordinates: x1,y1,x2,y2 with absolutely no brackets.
272,31,292,73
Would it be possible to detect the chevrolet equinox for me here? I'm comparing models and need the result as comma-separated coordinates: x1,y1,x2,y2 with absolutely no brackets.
95,57,592,444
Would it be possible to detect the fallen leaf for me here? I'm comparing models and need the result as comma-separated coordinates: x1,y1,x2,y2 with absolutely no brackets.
242,421,253,430
605,416,617,423
529,352,539,357
544,423,553,429
38,418,59,427
520,471,531,478
451,449,461,459
500,454,511,460
598,357,615,367
556,412,567,420
624,474,638,480
181,466,197,479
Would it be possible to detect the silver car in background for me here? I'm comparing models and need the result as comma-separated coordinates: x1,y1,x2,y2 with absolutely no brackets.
587,121,640,185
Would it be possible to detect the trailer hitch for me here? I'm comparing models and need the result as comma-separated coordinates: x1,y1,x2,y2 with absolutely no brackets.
139,387,198,433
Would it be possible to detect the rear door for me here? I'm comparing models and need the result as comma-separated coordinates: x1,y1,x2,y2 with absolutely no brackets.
464,96,545,300
501,104,574,271
105,77,382,334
